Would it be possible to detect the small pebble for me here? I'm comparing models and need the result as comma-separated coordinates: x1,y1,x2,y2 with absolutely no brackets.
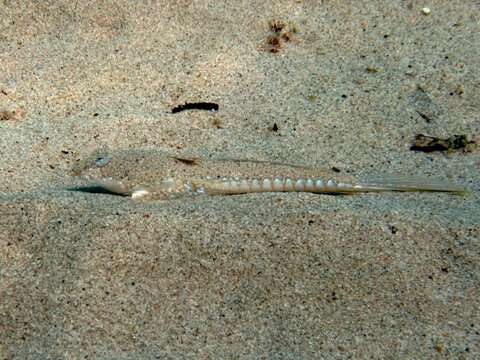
421,7,431,15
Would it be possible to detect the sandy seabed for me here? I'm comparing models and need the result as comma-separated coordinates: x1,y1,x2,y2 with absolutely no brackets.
0,1,479,358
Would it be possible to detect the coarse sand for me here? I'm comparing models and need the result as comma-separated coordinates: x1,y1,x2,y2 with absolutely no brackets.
0,1,479,358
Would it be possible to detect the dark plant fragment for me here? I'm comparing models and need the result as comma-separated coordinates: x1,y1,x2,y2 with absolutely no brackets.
264,19,296,53
410,134,476,152
171,102,219,113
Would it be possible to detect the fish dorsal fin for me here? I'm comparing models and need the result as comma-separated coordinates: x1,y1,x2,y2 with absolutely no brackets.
172,155,199,165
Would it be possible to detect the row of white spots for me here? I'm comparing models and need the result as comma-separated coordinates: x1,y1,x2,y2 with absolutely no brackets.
194,176,356,194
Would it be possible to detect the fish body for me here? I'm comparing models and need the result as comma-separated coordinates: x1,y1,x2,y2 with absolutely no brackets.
72,148,465,200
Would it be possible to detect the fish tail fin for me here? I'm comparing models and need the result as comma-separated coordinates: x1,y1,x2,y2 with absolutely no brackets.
355,175,466,193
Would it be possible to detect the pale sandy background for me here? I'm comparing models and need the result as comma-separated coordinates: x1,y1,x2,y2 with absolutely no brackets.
0,1,479,358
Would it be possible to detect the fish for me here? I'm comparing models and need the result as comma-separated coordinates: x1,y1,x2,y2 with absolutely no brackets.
72,147,466,200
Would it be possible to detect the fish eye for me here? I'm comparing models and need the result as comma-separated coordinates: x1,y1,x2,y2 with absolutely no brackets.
94,154,111,167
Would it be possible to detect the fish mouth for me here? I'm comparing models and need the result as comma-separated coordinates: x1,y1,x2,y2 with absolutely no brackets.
85,176,132,196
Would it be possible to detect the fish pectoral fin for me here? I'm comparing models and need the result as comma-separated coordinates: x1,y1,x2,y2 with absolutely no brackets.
95,178,131,196
131,186,152,199
131,180,186,201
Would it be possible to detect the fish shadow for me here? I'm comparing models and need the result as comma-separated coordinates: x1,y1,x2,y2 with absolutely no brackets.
67,186,127,196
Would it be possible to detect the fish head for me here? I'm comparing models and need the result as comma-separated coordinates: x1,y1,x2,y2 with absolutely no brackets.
72,148,132,195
